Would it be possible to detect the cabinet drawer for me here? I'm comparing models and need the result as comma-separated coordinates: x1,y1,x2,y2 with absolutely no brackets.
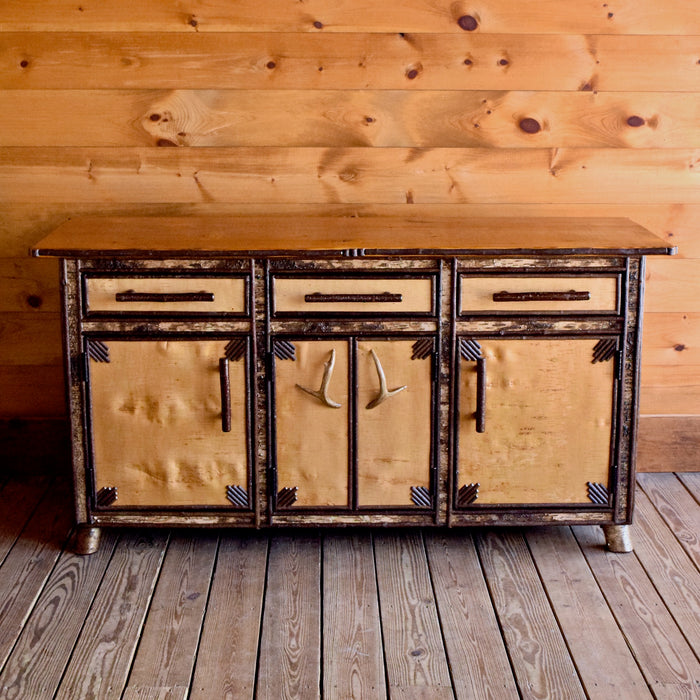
85,275,248,315
459,275,618,314
272,275,435,315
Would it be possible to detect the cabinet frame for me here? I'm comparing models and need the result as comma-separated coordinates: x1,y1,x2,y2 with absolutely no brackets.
40,216,671,552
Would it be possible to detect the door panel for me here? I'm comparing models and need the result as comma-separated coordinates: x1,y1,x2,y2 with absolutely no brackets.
89,339,249,507
356,339,433,507
274,339,350,507
458,338,615,505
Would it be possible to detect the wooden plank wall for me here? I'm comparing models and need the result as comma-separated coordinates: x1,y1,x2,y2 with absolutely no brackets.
0,1,698,470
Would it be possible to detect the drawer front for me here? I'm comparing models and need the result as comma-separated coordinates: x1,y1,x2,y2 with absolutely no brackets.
459,275,618,313
272,275,435,315
85,276,247,315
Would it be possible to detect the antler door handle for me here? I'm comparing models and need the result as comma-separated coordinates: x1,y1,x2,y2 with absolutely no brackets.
296,348,342,408
366,348,407,409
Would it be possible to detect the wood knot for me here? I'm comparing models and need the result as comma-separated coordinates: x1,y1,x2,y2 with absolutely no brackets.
149,113,161,121
457,15,478,31
674,344,686,352
266,61,276,69
26,295,42,308
339,168,359,183
157,139,178,147
498,58,509,66
627,115,645,127
406,64,422,80
20,59,29,68
313,20,324,29
519,117,541,134
463,58,473,66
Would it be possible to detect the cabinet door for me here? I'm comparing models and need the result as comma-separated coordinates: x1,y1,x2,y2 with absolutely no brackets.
356,339,433,507
87,338,250,508
273,339,350,508
456,337,616,506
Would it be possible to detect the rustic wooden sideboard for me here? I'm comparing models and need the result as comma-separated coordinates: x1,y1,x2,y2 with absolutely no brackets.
33,216,675,554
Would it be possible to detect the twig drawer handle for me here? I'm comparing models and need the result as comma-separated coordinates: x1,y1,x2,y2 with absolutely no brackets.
492,290,590,302
219,358,231,432
296,349,342,408
304,292,402,303
366,349,407,409
115,290,215,302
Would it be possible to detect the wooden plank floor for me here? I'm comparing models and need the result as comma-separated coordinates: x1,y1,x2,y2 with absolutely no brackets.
0,473,699,699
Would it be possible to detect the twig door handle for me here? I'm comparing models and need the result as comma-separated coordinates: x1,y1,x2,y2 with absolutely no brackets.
366,349,407,409
296,349,342,408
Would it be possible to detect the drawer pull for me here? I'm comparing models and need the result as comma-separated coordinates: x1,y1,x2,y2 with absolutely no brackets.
475,357,486,433
296,349,342,408
115,290,215,303
492,290,590,303
219,358,231,432
304,292,402,304
366,349,407,409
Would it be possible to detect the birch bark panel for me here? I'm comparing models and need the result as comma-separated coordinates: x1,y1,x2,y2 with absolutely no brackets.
4,33,699,92
85,276,247,314
4,90,700,148
89,340,249,507
273,276,434,314
458,338,614,504
274,340,350,507
460,275,618,313
1,0,698,33
356,339,433,507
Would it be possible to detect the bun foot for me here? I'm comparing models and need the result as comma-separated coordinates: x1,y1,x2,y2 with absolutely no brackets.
602,524,633,553
74,526,102,555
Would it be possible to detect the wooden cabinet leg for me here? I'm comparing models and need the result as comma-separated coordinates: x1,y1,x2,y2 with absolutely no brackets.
73,526,102,555
602,524,633,553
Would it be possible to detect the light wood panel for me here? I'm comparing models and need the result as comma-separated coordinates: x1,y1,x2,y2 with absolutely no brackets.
575,525,700,695
124,534,218,695
0,258,59,312
525,527,652,699
1,0,698,34
5,148,697,205
639,366,700,415
642,313,700,367
323,534,386,699
190,535,268,700
257,536,321,700
424,531,520,699
373,533,453,697
54,533,169,700
637,416,700,473
3,33,700,92
4,90,699,148
475,530,586,698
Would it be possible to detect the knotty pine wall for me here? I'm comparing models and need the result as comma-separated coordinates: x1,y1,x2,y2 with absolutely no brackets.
1,1,698,470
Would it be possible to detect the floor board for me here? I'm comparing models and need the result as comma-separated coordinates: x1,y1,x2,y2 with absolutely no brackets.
0,473,699,699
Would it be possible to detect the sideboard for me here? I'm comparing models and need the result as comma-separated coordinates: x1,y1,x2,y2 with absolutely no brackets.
32,216,675,554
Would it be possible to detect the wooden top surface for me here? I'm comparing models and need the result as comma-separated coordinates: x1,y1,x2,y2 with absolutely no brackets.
32,216,676,258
